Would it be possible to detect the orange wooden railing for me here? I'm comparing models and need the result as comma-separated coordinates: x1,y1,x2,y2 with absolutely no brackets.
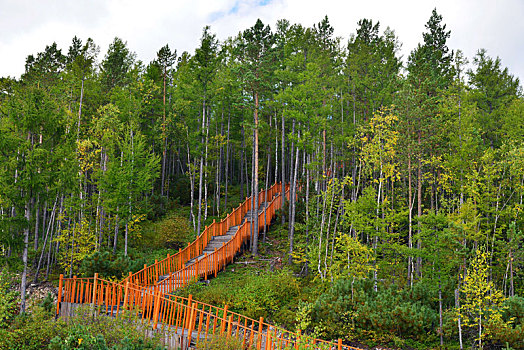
56,183,360,349
152,184,287,295
56,274,359,350
126,182,287,287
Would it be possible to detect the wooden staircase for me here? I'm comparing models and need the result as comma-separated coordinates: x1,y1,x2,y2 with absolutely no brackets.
55,183,360,350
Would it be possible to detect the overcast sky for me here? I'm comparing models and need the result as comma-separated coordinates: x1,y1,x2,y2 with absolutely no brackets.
1,0,523,84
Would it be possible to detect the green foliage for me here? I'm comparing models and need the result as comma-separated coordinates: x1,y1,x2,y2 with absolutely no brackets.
171,176,192,205
459,249,510,348
0,270,19,328
175,267,301,328
155,213,193,249
485,296,524,349
486,297,524,349
235,269,300,325
55,218,97,275
54,305,162,349
196,334,253,350
309,279,438,348
136,212,193,250
49,325,162,350
80,251,147,280
328,233,374,281
40,292,55,314
0,306,66,349
100,37,135,92
0,301,163,350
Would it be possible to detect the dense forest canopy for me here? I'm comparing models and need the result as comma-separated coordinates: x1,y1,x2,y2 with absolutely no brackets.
0,8,523,349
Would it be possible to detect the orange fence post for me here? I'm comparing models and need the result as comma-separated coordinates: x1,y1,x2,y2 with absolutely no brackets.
187,302,197,344
214,248,218,277
92,273,98,306
152,290,161,329
257,317,264,350
123,280,129,310
56,274,63,316
154,259,158,282
204,253,208,280
178,248,182,270
183,294,193,331
227,314,233,338
265,328,272,350
338,338,343,350
71,276,77,303
221,304,228,334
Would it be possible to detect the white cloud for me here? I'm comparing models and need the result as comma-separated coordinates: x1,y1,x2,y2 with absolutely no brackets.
1,0,522,84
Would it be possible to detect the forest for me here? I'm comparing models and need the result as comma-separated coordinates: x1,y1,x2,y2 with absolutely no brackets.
0,8,523,350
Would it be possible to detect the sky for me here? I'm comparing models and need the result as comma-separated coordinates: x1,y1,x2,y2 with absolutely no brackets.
1,0,523,84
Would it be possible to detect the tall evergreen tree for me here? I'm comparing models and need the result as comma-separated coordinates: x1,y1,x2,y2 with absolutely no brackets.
237,19,275,255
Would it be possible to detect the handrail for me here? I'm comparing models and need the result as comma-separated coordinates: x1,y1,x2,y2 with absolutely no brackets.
56,274,360,350
126,182,286,287
152,185,287,295
56,182,362,349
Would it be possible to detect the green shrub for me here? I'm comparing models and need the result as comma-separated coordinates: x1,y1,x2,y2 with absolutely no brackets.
40,292,55,315
0,270,19,328
309,279,438,348
49,324,162,349
234,269,300,323
80,251,148,279
156,213,193,249
175,267,301,329
196,334,254,350
71,306,162,347
49,326,109,349
137,213,193,250
0,303,164,350
0,306,66,349
484,296,524,349
501,296,524,325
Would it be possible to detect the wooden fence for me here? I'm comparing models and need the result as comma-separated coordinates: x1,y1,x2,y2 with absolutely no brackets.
125,182,288,287
56,182,361,349
57,275,359,350
152,182,287,295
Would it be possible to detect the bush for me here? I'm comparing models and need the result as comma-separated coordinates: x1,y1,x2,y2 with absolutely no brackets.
40,292,55,314
235,269,300,323
53,305,163,349
0,303,164,350
309,279,438,348
137,213,193,250
175,267,301,329
0,306,66,349
501,296,524,325
484,296,524,349
80,251,148,280
0,270,19,328
156,213,193,249
49,324,162,349
196,334,253,350
82,306,161,348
